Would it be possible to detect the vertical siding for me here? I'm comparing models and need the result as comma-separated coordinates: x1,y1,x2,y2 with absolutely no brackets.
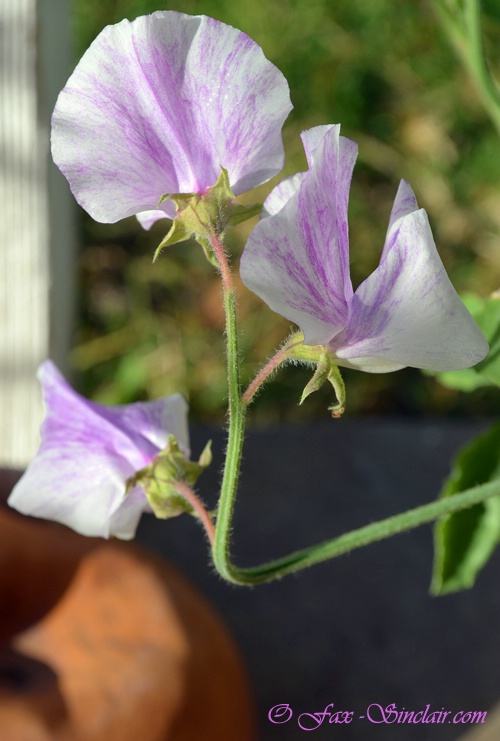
0,0,76,467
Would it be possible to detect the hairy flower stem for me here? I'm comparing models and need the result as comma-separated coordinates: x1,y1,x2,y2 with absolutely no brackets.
242,336,304,406
435,0,500,136
216,478,500,584
172,480,216,545
207,232,500,586
207,232,247,582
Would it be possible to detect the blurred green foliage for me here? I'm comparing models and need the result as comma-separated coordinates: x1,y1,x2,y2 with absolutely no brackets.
70,0,500,422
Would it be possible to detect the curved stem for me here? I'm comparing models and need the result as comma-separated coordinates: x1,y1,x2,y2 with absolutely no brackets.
217,477,500,585
242,337,304,406
173,480,215,545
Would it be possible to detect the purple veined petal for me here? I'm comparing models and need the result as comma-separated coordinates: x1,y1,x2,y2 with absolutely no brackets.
195,16,292,196
8,361,189,539
37,361,150,472
136,203,176,230
240,125,358,345
51,11,292,224
380,179,419,262
329,209,489,372
8,445,139,539
262,172,306,217
90,391,190,462
300,124,337,168
388,179,419,228
261,125,339,218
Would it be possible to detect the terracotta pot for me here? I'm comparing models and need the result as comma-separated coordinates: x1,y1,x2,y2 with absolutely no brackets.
0,471,255,741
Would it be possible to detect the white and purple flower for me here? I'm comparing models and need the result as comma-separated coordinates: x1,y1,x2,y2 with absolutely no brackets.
8,361,189,539
240,124,488,373
51,11,292,229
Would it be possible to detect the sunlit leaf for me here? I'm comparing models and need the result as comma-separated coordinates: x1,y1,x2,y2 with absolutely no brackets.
432,422,500,595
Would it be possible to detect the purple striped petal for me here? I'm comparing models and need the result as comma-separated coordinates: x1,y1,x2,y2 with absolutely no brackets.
387,179,419,229
240,125,358,345
380,179,419,262
301,125,338,167
8,361,189,539
262,172,305,217
51,11,292,224
329,207,489,372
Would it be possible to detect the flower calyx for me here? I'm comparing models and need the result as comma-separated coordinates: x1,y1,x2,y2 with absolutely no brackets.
126,435,212,520
286,334,346,418
154,168,262,263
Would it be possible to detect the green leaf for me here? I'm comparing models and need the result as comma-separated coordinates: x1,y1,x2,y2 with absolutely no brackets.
474,293,500,386
432,422,500,595
430,292,500,391
432,367,490,392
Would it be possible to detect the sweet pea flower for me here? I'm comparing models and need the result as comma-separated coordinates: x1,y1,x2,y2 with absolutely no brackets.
51,11,292,229
240,125,488,373
8,361,190,539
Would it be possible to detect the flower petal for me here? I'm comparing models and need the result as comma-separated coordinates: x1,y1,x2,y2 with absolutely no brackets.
240,125,358,345
262,172,305,217
8,445,138,539
381,179,419,262
8,361,188,538
261,124,339,218
300,124,338,167
91,392,190,461
136,204,175,230
330,209,489,372
108,485,153,540
51,11,292,223
388,179,419,230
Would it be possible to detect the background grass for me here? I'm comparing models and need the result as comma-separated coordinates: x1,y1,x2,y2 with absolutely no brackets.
69,0,500,423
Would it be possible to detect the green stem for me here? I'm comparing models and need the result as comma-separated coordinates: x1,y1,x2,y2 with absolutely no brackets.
204,224,500,587
218,477,500,585
173,480,215,545
435,0,500,135
207,232,247,582
242,335,304,406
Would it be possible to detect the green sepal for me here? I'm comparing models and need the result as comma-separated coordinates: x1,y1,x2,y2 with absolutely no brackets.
153,218,195,261
431,422,500,595
284,332,322,363
126,435,212,520
153,169,263,263
299,352,346,417
157,191,197,207
227,201,263,226
285,334,346,417
154,167,235,262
